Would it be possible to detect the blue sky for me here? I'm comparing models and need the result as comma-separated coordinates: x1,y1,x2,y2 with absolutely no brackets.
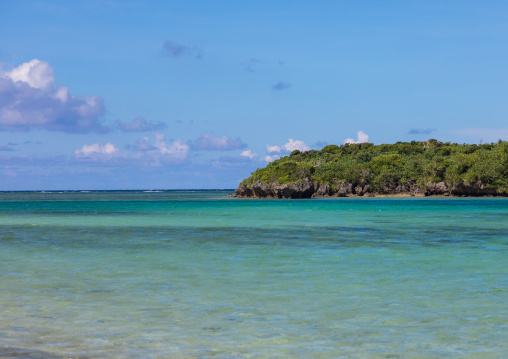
1,0,508,190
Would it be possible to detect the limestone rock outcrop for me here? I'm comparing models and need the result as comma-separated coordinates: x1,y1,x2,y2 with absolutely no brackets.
235,179,507,198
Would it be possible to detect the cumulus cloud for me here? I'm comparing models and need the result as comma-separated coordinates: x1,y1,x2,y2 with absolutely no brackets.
153,133,189,160
190,132,246,151
0,59,107,133
266,145,281,153
408,128,436,135
284,138,310,152
241,150,257,159
344,131,370,144
161,40,203,59
125,133,190,164
6,59,54,89
74,143,123,160
115,117,166,132
265,155,281,162
74,133,190,166
272,81,292,91
262,139,309,162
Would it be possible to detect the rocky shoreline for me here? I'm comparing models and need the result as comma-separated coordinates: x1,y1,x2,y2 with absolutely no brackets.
233,179,508,198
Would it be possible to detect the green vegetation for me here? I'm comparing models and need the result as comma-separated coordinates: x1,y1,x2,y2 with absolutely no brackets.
240,140,508,193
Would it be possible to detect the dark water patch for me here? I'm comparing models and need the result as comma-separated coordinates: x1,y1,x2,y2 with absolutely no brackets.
0,347,88,359
1,223,506,252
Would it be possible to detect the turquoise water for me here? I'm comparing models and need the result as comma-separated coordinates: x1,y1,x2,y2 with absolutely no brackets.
0,192,507,358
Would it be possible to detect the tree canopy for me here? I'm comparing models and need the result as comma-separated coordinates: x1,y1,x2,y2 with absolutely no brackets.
240,140,508,193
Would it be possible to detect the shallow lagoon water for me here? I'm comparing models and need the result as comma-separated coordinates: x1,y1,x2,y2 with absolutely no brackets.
0,191,507,358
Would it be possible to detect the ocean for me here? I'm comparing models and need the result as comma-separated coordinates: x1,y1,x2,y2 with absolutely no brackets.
0,191,507,358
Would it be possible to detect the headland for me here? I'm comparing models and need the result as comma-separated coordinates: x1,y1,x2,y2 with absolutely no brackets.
235,140,508,198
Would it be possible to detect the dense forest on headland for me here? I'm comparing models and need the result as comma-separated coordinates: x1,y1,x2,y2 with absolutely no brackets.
235,139,508,198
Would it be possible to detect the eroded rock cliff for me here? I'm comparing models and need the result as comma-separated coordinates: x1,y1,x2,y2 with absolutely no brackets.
235,179,507,198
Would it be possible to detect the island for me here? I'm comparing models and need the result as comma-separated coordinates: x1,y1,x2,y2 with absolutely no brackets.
235,139,508,198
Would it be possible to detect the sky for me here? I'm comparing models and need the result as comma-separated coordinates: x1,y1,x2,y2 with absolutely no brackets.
1,0,508,190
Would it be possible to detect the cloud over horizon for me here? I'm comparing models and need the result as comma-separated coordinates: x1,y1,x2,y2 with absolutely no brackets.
189,132,246,151
0,59,107,133
74,133,190,166
74,143,123,161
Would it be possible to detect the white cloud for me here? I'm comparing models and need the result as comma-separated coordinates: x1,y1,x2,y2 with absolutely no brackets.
344,131,369,144
284,139,309,152
5,59,54,89
74,143,122,160
261,138,309,162
74,133,190,166
265,155,280,162
54,85,69,102
358,131,370,143
241,150,257,159
190,132,246,151
153,132,189,160
266,145,281,153
0,59,106,133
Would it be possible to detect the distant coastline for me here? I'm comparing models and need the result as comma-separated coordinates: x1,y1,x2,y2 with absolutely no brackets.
0,189,236,194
